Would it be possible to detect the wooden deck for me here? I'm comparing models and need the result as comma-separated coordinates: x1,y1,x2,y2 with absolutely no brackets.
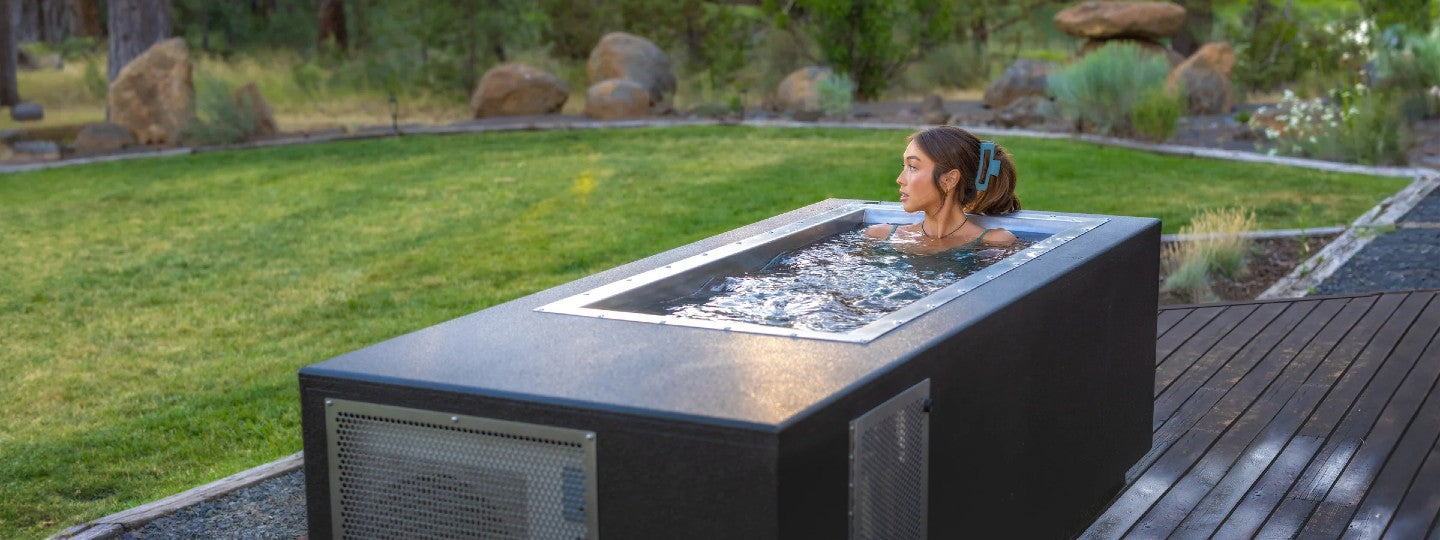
1082,290,1440,539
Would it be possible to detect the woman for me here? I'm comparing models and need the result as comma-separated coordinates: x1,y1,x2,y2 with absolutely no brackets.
866,125,1022,253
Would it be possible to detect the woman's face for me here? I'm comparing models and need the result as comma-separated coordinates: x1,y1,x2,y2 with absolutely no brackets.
897,140,944,214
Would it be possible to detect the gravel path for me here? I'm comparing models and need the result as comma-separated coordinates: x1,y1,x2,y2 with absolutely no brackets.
118,471,307,540
1315,185,1440,296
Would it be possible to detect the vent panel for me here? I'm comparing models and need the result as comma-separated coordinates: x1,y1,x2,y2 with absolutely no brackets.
850,380,929,540
326,399,596,540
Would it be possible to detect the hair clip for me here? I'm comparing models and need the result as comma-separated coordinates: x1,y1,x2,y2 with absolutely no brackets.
975,141,1000,192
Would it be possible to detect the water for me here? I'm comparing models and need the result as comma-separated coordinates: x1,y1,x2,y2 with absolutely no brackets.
653,226,1040,333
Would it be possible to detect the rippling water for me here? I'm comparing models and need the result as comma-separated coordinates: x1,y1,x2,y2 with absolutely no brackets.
656,227,1035,333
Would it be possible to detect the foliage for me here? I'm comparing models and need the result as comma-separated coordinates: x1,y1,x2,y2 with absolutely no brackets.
1374,26,1440,118
1360,0,1434,32
816,73,855,118
1162,208,1257,303
1131,85,1186,143
1046,42,1171,137
173,0,315,55
1222,1,1369,94
896,42,990,94
182,75,257,146
787,0,913,100
1251,87,1412,166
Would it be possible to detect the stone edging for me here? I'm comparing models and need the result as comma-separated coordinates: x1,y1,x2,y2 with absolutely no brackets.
1259,171,1440,300
1160,226,1347,243
48,452,304,540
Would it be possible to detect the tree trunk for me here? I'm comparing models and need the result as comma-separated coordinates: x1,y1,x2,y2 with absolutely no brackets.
1171,0,1213,57
107,0,172,82
74,0,101,37
0,0,19,107
317,0,346,51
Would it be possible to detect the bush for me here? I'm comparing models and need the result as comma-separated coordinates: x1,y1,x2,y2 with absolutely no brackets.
1131,85,1186,142
1162,208,1256,303
183,76,257,146
1374,26,1440,118
896,42,989,94
816,73,855,118
1046,42,1171,137
1252,86,1412,165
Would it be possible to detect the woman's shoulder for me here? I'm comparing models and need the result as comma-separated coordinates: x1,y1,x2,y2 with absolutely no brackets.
864,223,899,239
978,227,1018,245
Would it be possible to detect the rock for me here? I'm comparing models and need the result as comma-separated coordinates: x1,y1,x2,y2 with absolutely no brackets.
233,82,278,137
73,122,138,154
585,78,651,119
1079,38,1185,67
587,32,675,107
10,102,43,122
1055,1,1187,40
16,48,37,69
470,63,569,118
983,59,1056,109
792,109,824,122
995,96,1061,128
1166,42,1236,115
920,94,950,125
107,38,195,146
775,66,835,114
0,129,21,144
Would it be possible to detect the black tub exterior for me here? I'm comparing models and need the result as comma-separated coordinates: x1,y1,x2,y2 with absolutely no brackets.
299,199,1158,539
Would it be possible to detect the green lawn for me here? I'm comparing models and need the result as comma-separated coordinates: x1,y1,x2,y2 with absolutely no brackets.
0,126,1408,538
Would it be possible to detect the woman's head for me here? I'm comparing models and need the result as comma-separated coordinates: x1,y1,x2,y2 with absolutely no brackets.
902,126,1021,215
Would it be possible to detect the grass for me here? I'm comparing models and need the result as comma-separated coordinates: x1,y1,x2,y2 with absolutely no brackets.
1162,207,1258,303
0,126,1408,538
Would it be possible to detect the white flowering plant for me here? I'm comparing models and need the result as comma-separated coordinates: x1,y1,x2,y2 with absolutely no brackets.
1249,82,1410,165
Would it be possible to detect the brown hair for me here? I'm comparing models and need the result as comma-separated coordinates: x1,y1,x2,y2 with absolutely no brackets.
907,126,1021,215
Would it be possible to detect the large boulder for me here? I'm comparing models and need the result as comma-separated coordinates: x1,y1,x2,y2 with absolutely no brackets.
1055,1,1187,40
470,63,569,118
10,102,44,122
983,59,1056,109
995,96,1062,129
1166,42,1236,115
107,38,194,146
233,82,278,138
72,122,137,154
587,32,675,108
920,94,950,124
585,78,651,119
1079,38,1185,67
775,66,835,114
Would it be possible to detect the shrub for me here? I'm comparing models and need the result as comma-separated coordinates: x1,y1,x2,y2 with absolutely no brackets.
816,73,855,118
1162,208,1256,303
1374,26,1440,118
1251,86,1412,165
897,42,989,93
1046,42,1171,137
1131,84,1186,142
182,76,257,146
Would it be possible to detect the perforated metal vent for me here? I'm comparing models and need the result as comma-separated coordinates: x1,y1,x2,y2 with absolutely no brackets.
849,380,929,540
325,399,597,540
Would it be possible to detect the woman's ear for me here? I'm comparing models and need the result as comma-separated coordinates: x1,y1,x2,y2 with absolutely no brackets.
942,169,961,192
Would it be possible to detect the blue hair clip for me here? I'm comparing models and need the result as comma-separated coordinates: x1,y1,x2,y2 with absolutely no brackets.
975,141,1001,192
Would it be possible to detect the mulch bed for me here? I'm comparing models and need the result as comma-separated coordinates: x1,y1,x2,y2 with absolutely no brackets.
1158,234,1337,305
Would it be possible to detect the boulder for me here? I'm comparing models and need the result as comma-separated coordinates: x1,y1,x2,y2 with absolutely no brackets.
107,38,194,146
470,63,569,118
1166,42,1236,115
233,82,278,137
72,122,137,154
995,96,1061,129
983,59,1056,109
587,32,675,107
775,66,835,114
1080,38,1185,67
16,48,37,69
1055,1,1186,40
585,78,650,119
920,94,949,125
10,102,44,122
11,140,59,157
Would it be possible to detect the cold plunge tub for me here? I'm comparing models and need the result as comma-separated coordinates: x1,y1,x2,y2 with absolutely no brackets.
299,199,1159,539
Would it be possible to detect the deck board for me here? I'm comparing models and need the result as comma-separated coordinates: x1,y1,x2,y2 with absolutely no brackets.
1081,290,1440,539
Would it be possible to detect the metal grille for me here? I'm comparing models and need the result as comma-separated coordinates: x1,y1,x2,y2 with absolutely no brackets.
325,399,597,540
850,380,929,540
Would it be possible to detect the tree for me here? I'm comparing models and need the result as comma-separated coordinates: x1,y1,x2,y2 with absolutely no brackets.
1172,0,1214,57
1,0,18,107
1360,0,1433,32
790,0,913,101
317,0,346,50
108,0,172,82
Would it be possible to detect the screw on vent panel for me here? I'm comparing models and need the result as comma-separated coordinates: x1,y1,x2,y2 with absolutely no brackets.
325,399,598,539
850,380,930,540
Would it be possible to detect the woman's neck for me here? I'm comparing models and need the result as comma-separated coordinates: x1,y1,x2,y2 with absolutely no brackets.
922,205,970,240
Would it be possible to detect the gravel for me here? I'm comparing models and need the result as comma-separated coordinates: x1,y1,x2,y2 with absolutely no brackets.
118,471,307,539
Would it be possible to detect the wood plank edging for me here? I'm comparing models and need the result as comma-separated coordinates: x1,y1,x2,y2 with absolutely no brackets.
48,451,304,540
